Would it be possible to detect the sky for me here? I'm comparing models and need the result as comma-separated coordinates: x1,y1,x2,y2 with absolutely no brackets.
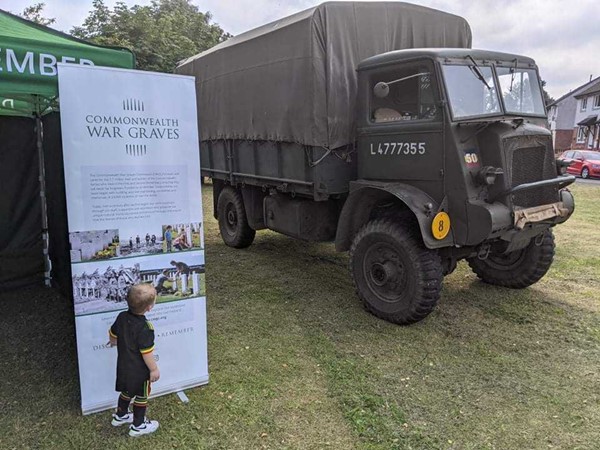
4,0,599,99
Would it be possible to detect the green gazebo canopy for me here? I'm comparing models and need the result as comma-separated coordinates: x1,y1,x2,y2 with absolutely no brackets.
0,9,135,116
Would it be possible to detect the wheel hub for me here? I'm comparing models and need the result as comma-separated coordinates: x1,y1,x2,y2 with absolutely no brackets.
370,261,398,286
363,244,407,302
226,207,237,226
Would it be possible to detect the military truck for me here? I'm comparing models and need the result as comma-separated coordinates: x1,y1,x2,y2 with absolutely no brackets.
177,2,575,324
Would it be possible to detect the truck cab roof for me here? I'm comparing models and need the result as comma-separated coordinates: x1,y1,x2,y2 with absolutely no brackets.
358,48,537,71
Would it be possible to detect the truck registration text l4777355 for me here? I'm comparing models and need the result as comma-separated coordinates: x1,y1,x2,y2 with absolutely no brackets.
370,142,426,156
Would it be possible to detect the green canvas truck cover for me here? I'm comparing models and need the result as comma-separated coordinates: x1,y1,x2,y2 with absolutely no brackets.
176,1,471,150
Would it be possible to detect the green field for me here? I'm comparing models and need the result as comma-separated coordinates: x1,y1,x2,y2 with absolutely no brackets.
0,183,598,449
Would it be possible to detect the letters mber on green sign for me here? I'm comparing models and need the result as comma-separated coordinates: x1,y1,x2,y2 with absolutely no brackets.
0,9,134,116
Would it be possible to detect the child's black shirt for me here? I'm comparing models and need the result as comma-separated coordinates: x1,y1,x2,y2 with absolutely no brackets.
110,310,155,396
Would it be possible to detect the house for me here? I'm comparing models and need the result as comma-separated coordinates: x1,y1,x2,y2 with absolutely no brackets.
571,81,600,150
548,76,600,153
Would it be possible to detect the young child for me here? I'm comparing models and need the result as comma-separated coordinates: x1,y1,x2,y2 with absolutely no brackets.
164,226,173,252
153,269,175,295
108,284,160,437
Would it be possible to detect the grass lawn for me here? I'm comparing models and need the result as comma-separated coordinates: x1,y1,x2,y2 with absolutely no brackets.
0,184,598,449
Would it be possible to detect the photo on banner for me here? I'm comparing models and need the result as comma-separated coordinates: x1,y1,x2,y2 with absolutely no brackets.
58,64,208,414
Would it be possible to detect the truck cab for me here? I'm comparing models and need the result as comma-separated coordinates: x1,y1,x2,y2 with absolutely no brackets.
327,49,575,324
349,48,573,253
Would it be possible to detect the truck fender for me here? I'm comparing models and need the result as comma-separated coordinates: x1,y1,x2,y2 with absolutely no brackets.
335,181,453,251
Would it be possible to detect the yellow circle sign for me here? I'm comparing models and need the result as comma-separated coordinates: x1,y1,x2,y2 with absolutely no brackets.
432,212,451,240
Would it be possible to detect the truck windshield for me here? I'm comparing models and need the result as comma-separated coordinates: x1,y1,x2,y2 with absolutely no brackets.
442,65,501,119
496,67,545,116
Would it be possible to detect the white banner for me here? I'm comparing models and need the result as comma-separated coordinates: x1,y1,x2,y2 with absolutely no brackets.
58,64,208,414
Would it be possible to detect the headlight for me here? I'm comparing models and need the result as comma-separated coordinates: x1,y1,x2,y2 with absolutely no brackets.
477,166,504,185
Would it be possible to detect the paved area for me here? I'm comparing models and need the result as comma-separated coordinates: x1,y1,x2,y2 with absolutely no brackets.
575,177,600,186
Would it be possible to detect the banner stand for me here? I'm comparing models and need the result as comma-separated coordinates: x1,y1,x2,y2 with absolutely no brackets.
58,64,208,414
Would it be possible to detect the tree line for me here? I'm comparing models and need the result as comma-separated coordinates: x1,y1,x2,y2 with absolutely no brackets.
18,1,230,73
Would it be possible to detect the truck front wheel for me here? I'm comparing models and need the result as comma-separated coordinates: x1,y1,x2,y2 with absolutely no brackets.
467,229,555,288
217,186,256,248
349,219,443,325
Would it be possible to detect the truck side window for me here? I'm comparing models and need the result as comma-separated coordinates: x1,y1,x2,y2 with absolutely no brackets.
371,65,438,123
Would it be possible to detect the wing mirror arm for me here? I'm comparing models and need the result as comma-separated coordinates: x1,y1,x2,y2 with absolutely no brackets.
373,72,431,98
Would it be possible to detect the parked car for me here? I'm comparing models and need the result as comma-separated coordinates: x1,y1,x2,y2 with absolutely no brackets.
557,150,600,179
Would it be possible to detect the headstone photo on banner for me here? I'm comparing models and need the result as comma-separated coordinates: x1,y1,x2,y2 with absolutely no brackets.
58,64,208,415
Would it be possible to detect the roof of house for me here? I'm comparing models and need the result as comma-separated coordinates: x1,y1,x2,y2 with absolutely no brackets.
577,114,598,126
574,81,600,99
549,76,600,107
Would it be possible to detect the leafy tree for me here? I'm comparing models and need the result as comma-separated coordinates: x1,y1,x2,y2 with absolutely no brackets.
71,0,230,73
19,2,55,26
541,80,555,106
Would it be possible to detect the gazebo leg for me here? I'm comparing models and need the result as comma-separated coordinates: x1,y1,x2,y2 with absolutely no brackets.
36,114,51,287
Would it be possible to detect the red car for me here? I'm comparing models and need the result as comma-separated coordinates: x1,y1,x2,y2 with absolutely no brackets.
557,150,600,179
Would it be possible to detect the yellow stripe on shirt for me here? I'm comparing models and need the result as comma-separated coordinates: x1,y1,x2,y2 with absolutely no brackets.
109,328,117,338
140,345,155,354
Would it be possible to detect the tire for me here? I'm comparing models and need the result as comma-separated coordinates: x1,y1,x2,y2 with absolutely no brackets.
467,229,555,288
349,219,443,325
581,167,589,179
217,186,255,248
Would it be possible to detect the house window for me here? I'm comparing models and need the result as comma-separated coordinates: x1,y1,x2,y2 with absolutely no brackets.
594,94,600,109
581,98,588,111
576,126,586,143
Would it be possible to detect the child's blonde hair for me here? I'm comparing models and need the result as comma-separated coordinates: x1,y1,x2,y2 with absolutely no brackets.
127,284,157,314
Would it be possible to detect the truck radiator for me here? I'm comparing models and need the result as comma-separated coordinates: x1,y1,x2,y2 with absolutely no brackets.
506,140,558,208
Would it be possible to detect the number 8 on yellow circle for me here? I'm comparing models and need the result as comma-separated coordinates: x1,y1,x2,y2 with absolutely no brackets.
431,212,451,240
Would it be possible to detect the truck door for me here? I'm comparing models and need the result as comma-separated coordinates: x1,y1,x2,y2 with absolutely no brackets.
357,60,444,195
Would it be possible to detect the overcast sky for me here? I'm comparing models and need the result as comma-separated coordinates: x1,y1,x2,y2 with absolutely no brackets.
5,0,599,99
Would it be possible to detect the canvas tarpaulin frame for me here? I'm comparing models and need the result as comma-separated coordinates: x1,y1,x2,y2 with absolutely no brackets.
0,9,135,291
176,1,472,150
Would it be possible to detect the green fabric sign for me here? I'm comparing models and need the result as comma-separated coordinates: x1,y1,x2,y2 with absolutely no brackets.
0,9,135,116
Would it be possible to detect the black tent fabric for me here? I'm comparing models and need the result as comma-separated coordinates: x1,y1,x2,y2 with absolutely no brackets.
0,114,71,294
0,117,44,290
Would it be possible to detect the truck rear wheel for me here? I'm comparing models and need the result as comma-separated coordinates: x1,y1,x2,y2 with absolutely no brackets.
467,229,555,288
349,219,443,325
217,186,256,248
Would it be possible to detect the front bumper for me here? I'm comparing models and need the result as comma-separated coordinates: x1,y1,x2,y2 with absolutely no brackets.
514,201,571,230
488,175,575,203
466,188,575,247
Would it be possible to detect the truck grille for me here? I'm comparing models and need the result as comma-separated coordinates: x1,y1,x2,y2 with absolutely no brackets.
507,139,558,208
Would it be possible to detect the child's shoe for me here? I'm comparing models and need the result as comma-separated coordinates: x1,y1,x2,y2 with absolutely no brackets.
111,412,133,426
129,418,159,437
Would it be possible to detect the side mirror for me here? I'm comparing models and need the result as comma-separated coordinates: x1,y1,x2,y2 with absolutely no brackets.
373,82,389,98
556,159,570,175
577,157,584,161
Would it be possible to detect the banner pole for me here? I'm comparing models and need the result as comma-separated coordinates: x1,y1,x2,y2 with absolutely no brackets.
35,110,51,287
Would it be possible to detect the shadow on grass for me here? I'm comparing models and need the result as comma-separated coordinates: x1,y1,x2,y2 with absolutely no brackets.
0,287,80,415
212,229,597,332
